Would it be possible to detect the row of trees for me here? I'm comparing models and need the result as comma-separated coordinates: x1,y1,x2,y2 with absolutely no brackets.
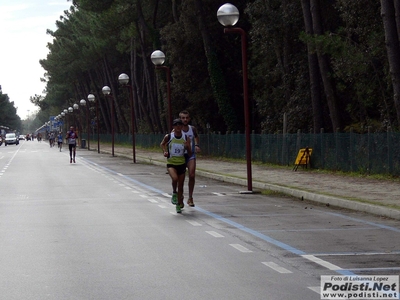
0,92,22,132
34,0,400,135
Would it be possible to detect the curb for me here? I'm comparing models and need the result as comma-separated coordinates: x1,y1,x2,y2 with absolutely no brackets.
100,150,400,221
195,169,400,220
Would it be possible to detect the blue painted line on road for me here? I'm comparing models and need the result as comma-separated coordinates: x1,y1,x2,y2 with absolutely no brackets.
194,206,306,256
194,207,357,276
323,211,400,233
83,156,400,278
263,227,374,232
345,267,400,271
81,158,166,195
336,269,357,276
82,157,307,256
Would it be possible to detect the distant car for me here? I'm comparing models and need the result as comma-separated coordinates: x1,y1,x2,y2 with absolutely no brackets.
5,133,19,146
19,135,26,140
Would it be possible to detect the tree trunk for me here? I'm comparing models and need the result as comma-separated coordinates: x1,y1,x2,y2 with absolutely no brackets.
103,56,130,133
381,0,400,125
95,66,111,134
310,0,342,131
394,0,400,43
300,0,324,132
193,0,238,131
282,0,292,102
137,1,163,132
130,37,154,132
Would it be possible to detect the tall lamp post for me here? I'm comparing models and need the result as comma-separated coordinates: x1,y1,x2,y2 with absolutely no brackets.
68,106,74,129
80,99,90,150
118,73,136,163
64,109,69,135
57,115,61,132
61,112,66,135
73,103,81,146
102,86,115,157
151,50,172,132
88,94,100,153
217,3,252,192
54,116,58,134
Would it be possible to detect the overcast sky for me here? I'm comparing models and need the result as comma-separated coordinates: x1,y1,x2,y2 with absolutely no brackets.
0,0,72,120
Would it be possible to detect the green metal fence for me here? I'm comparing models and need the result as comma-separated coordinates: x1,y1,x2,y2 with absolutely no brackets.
84,132,400,176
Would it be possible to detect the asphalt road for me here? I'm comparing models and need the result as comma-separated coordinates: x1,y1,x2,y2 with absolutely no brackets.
0,140,399,300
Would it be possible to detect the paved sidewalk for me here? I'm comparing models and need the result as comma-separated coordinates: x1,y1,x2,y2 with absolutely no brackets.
90,144,400,220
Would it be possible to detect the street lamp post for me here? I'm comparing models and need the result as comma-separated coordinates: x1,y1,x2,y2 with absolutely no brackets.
57,115,61,132
64,109,69,133
217,3,252,192
61,112,66,136
88,94,100,153
118,73,136,163
73,103,80,146
54,116,58,134
80,99,90,150
102,86,115,157
151,50,172,132
68,107,73,129
67,106,75,142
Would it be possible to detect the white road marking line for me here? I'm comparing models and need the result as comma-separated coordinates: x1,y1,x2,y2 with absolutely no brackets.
169,212,182,215
131,191,139,194
139,195,148,198
118,184,125,187
308,286,320,294
148,199,158,203
229,244,252,253
302,254,342,270
315,251,400,256
125,187,132,190
262,262,292,273
212,192,226,196
162,193,171,198
186,220,202,226
158,205,167,208
117,173,124,176
206,231,224,238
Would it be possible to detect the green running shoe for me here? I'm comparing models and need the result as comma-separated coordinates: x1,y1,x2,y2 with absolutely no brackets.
176,204,182,213
171,193,178,205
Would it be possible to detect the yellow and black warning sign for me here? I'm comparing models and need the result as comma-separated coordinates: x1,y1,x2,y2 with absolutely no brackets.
293,147,312,171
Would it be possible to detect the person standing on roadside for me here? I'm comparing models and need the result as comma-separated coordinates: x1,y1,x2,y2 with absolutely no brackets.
179,110,201,207
66,126,78,163
160,118,192,213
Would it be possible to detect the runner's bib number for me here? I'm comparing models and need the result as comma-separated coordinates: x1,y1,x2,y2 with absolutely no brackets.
170,143,184,157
